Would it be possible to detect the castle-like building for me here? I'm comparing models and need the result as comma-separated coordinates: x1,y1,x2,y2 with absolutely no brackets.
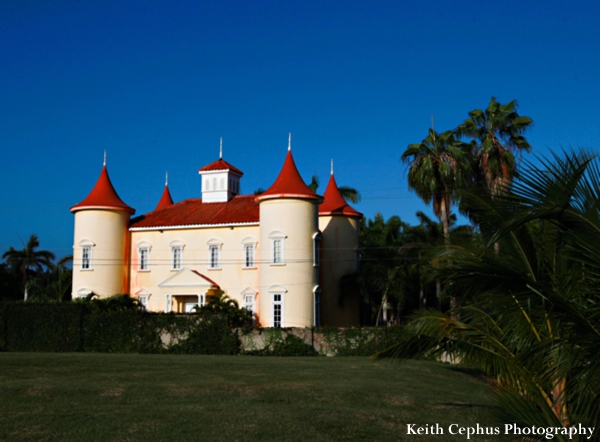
70,137,362,327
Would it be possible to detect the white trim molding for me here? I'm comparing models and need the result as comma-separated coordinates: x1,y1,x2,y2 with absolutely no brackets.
268,231,287,265
169,239,185,270
206,238,223,270
78,239,95,271
241,237,258,269
136,240,152,272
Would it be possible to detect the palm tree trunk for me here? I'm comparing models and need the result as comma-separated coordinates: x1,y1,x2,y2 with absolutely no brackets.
419,283,425,310
552,377,569,426
441,197,456,313
436,279,441,311
440,198,450,242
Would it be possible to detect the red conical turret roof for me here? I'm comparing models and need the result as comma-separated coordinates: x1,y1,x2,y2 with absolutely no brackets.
154,183,174,211
319,174,362,218
70,165,135,214
256,150,322,202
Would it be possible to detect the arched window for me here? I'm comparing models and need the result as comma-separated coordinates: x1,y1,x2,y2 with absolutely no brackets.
313,286,322,327
76,288,92,299
313,232,322,267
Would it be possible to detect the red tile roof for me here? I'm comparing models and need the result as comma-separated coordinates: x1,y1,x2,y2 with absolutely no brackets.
154,184,174,211
319,174,362,218
191,270,220,289
130,195,259,229
199,159,243,176
255,151,322,202
70,166,135,214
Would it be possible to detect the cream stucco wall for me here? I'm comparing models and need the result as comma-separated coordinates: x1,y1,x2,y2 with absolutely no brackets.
129,224,260,313
258,198,319,327
72,209,131,298
318,215,360,326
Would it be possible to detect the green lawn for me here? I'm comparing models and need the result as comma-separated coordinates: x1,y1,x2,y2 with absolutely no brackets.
0,353,506,441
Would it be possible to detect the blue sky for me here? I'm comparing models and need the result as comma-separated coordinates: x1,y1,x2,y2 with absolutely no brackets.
1,0,599,259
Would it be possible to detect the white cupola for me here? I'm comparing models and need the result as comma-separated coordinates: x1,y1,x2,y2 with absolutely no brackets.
198,138,244,203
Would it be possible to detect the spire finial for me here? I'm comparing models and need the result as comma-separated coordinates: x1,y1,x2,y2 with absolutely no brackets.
165,171,168,186
103,150,106,166
331,159,334,176
219,137,223,159
288,133,291,151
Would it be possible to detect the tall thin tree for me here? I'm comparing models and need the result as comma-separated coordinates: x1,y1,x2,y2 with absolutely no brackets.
401,129,469,240
456,96,533,196
2,235,55,300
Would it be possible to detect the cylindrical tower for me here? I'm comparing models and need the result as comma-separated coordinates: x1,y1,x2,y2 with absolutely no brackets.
70,163,135,299
318,165,362,326
256,140,322,328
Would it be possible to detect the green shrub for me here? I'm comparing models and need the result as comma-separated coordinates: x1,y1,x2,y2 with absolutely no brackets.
168,312,240,355
245,330,318,356
82,311,164,353
317,326,404,356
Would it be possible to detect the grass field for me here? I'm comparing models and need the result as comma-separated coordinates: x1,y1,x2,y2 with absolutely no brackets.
0,353,506,441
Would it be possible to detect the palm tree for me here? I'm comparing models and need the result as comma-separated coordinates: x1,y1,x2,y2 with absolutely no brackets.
401,129,470,240
377,150,600,431
401,212,445,310
197,291,252,326
358,214,408,325
2,235,55,300
456,96,533,196
46,255,73,301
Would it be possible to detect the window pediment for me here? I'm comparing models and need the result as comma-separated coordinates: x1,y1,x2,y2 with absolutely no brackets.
169,239,185,248
268,230,287,239
136,240,152,249
268,284,287,293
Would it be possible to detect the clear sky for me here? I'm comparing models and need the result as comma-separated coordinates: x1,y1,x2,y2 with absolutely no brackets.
1,0,599,259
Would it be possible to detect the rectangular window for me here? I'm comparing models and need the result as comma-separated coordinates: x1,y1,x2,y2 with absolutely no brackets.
139,296,148,310
81,246,91,270
314,237,321,267
314,290,321,327
209,245,220,269
244,244,255,268
272,293,283,328
172,247,182,270
273,239,283,264
139,248,149,271
243,294,255,316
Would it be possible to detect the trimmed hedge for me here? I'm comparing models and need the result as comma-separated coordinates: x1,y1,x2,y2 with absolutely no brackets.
0,302,85,352
0,302,404,356
0,302,240,355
